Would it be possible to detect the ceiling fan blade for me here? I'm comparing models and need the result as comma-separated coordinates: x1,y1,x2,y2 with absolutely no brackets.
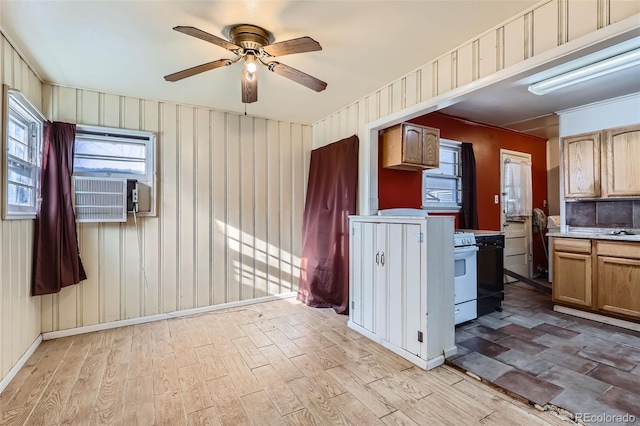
262,36,321,57
269,62,327,92
173,26,240,51
164,59,229,82
241,70,258,103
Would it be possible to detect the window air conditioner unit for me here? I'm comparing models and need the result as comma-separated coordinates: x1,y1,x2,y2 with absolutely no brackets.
72,176,128,223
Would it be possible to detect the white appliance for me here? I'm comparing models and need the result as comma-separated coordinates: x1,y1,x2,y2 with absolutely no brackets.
454,231,478,325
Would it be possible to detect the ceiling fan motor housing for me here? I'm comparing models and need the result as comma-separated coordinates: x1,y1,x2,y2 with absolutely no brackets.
229,24,273,52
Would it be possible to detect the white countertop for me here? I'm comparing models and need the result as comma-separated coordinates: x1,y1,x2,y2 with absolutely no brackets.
547,232,640,242
458,229,503,236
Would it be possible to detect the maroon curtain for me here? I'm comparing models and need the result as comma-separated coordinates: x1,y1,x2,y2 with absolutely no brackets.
460,142,479,229
32,122,87,296
297,135,359,314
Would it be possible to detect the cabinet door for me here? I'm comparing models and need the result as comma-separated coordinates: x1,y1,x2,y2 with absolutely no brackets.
552,251,592,307
421,128,440,168
374,223,388,339
604,124,640,197
386,223,422,357
402,124,423,165
563,132,601,198
597,256,640,320
350,221,375,329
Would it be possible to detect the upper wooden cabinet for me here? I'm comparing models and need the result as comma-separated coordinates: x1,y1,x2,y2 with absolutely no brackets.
562,131,601,198
603,124,640,197
382,123,439,170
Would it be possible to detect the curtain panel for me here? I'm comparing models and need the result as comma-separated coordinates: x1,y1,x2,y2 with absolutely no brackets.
460,142,479,229
32,122,87,296
297,135,359,314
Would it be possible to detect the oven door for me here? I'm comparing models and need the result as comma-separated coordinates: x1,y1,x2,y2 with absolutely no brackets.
454,245,478,304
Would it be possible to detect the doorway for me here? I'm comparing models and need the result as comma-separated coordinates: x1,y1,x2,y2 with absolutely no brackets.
500,149,533,282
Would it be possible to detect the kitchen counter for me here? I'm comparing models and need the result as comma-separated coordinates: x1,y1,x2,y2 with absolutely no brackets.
547,231,640,242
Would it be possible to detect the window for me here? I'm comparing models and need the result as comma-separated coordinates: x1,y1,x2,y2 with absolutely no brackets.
74,125,157,216
422,139,462,211
2,87,45,219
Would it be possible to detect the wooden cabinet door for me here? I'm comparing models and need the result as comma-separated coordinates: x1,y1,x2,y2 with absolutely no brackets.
552,251,592,307
597,256,640,320
563,132,601,198
604,124,640,197
402,124,423,165
421,128,440,168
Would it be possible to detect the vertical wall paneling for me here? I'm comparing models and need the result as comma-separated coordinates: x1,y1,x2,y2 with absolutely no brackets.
195,108,211,307
437,54,452,95
419,64,433,101
597,0,610,29
212,110,227,305
161,103,178,312
524,12,533,60
610,0,640,24
503,16,526,68
226,113,241,303
379,86,390,119
568,0,599,41
123,97,142,319
279,123,293,292
39,86,311,332
478,31,498,78
0,33,42,383
391,80,402,113
143,100,160,315
534,1,559,56
178,105,195,310
240,115,256,301
254,118,268,299
267,120,281,295
457,43,474,87
404,72,418,108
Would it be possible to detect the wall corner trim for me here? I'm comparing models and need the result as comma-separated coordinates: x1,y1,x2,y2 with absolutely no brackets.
0,335,43,394
42,292,298,341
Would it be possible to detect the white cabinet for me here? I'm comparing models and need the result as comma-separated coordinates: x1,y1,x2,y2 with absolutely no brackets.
348,215,455,370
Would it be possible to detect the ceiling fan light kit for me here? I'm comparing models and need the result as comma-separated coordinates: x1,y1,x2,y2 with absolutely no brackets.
164,23,327,104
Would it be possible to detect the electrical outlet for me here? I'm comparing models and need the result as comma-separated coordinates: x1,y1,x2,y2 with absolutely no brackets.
494,195,499,204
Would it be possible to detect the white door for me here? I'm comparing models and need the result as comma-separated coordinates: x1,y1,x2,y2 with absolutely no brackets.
500,150,533,281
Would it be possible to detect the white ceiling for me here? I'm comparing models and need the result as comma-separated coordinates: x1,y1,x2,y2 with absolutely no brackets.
2,1,639,135
0,0,541,125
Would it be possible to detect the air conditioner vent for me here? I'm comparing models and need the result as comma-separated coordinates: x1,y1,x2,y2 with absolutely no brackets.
72,177,127,223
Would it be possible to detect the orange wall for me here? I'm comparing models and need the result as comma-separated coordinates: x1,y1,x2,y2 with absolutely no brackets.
378,112,549,273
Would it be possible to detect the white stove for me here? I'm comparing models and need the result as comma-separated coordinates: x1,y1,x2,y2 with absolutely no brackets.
454,231,476,247
453,231,478,325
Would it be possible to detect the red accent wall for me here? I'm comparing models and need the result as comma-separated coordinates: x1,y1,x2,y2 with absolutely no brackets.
378,112,549,274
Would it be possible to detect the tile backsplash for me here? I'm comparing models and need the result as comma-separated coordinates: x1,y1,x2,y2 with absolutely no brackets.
566,200,640,228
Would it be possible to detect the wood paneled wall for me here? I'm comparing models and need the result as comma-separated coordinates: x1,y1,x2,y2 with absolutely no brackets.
40,84,311,332
312,0,640,212
0,35,43,383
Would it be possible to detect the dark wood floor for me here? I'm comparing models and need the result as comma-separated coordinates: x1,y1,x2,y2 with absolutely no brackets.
450,283,640,425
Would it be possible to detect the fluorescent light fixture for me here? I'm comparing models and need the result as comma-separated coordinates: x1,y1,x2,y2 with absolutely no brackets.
528,48,640,95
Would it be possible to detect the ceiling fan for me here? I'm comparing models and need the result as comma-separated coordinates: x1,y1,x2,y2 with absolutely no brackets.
164,24,327,103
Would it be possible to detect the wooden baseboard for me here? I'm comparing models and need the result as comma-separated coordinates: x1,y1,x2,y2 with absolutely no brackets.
42,292,297,340
0,335,42,394
554,305,640,332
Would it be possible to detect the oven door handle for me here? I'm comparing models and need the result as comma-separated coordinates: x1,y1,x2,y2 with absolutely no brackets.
455,246,479,256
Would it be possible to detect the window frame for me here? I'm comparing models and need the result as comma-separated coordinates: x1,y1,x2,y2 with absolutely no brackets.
2,86,46,220
73,124,157,217
422,139,463,213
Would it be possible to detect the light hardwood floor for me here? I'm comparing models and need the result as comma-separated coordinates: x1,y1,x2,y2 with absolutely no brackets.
0,298,572,425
